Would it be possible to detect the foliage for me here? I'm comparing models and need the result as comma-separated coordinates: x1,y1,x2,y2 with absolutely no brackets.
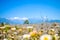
58,30,60,36
24,20,29,24
52,36,55,40
58,30,60,40
1,22,4,26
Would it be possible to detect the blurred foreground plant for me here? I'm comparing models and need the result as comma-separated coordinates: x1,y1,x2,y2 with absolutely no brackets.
58,30,60,40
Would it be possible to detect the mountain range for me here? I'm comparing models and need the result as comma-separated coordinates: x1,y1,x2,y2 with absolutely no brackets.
0,18,60,24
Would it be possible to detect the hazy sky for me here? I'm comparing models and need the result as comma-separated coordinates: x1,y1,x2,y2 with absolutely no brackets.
0,0,60,20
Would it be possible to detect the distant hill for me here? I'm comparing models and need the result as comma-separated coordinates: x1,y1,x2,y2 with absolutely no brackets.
0,18,12,24
0,18,24,24
0,18,60,24
49,20,60,23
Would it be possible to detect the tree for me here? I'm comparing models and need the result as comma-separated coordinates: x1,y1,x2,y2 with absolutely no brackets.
24,20,29,24
1,22,4,26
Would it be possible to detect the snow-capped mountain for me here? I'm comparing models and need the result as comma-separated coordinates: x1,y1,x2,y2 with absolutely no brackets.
0,18,60,24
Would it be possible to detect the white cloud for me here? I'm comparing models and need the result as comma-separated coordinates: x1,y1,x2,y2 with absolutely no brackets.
7,17,28,21
22,17,28,20
13,17,20,19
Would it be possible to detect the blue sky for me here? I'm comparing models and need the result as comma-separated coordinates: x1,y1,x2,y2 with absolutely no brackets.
0,0,60,20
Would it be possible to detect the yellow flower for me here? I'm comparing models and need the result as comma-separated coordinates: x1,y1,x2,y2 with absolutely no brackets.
11,27,16,31
26,26,33,29
48,29,55,35
0,27,5,30
23,34,30,39
40,34,52,40
38,30,43,36
30,31,37,37
3,31,6,34
44,37,48,40
18,29,22,32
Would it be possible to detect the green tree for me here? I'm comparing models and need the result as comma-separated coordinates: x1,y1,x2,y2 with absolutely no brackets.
1,22,4,26
24,20,29,24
